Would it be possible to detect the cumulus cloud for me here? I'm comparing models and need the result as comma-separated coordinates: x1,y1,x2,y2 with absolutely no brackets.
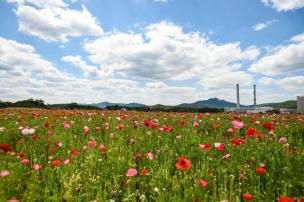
61,55,99,77
249,33,304,76
7,0,103,42
84,21,260,82
0,37,68,81
253,19,277,31
0,36,207,105
259,76,304,96
262,0,304,11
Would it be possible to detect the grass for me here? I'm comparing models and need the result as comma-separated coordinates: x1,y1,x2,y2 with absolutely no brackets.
0,108,303,201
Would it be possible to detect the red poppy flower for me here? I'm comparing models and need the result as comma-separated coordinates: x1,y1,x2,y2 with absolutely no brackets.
49,147,55,153
18,152,26,158
278,196,295,202
231,138,246,146
243,193,254,200
175,157,192,171
140,168,148,176
100,145,108,152
198,180,208,188
70,150,80,156
256,167,267,174
0,144,12,153
246,128,257,137
52,160,61,167
263,123,274,131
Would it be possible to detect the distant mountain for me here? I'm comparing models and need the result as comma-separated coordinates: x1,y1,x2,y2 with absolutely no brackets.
178,98,242,109
90,98,297,110
92,102,146,108
257,100,297,109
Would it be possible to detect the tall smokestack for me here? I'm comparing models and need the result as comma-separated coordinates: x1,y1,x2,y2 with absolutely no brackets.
253,84,256,109
236,84,240,109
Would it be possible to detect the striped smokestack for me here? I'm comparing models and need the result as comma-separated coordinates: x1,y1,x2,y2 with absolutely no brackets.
254,84,256,109
236,84,240,109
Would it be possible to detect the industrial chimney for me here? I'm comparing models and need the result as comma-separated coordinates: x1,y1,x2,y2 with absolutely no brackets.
236,84,240,109
253,84,256,109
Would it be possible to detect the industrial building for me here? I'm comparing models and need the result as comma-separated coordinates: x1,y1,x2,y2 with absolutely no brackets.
225,84,273,113
297,96,304,113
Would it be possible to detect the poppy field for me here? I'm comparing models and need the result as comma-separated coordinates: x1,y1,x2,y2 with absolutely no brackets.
0,108,304,202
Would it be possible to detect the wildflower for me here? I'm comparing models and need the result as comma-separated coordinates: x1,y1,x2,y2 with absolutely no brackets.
21,159,30,165
6,199,20,202
153,187,159,192
243,193,254,200
126,168,137,177
63,123,70,128
52,160,61,167
193,122,199,127
231,138,246,146
63,159,70,165
227,128,235,134
222,154,231,160
231,120,244,129
175,157,192,171
263,123,274,131
278,137,287,144
83,126,90,134
278,196,295,202
55,141,62,147
100,145,108,152
0,170,9,177
0,144,12,153
32,164,42,171
198,180,208,188
70,150,80,156
46,130,53,135
214,143,225,151
246,128,257,137
140,168,148,176
199,144,211,150
256,167,267,174
88,140,98,148
146,152,154,160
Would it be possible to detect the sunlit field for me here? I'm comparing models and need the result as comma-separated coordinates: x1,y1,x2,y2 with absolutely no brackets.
0,108,304,202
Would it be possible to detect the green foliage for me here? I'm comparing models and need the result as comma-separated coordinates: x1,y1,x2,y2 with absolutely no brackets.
0,109,303,201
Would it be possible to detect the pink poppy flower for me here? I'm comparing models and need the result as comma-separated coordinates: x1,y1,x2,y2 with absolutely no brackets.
126,168,137,177
32,164,42,171
7,199,20,202
83,126,90,134
231,120,245,129
0,170,9,177
21,159,30,165
278,137,287,144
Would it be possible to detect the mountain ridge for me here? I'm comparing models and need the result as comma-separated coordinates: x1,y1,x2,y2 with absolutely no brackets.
91,98,296,109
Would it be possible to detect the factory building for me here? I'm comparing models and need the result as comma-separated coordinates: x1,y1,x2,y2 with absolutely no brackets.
297,96,304,113
225,84,273,113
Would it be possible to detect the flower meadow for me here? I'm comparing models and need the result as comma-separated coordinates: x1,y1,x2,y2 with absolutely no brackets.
0,109,304,202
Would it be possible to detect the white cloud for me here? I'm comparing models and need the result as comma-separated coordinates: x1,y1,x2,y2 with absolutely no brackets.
85,21,260,82
7,0,103,42
253,19,277,31
61,55,99,77
0,37,205,105
249,33,304,76
262,0,304,11
259,76,304,96
0,37,68,81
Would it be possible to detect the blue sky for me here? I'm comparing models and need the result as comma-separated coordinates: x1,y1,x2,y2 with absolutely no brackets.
0,0,304,105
